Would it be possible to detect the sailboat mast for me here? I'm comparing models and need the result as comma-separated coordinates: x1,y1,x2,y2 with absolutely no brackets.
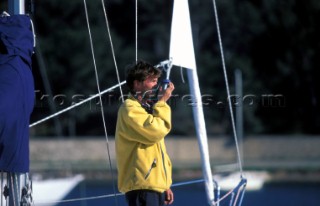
186,69,215,205
8,0,25,14
169,0,215,204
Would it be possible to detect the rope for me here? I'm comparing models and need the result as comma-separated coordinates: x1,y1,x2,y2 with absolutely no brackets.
34,192,124,205
211,181,246,206
135,0,138,62
28,4,126,126
11,174,17,206
83,1,118,205
211,0,244,176
180,66,186,84
29,81,126,128
101,0,124,103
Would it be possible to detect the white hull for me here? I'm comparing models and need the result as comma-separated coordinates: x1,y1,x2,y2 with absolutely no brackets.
213,171,270,191
32,174,84,206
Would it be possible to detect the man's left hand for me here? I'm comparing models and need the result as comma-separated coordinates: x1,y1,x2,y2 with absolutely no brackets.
165,189,174,205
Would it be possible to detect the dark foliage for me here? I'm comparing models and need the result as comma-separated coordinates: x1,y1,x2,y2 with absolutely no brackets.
22,0,320,136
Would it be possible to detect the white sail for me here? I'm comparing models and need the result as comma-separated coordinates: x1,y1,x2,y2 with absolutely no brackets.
169,0,215,205
169,0,196,70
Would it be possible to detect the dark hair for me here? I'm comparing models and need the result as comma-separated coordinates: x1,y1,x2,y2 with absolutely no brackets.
126,60,162,94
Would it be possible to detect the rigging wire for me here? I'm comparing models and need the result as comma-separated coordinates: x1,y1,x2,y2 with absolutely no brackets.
180,66,186,84
135,0,138,62
83,1,118,205
101,0,124,102
29,81,126,128
211,0,244,176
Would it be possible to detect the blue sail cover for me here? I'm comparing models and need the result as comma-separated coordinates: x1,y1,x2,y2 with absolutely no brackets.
0,15,34,172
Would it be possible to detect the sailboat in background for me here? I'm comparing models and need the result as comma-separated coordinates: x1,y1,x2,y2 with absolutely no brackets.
32,174,84,206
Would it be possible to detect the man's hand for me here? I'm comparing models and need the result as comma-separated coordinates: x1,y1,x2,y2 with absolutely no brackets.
159,82,175,102
164,188,174,205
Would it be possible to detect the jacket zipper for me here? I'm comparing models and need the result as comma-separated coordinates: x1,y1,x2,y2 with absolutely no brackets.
144,158,157,180
160,144,167,182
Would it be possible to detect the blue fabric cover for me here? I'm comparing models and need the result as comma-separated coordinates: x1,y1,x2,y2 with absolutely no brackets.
0,15,34,172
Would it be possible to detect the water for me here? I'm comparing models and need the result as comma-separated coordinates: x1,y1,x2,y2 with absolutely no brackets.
57,180,320,206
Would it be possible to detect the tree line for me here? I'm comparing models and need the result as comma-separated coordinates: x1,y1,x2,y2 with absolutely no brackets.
19,0,320,136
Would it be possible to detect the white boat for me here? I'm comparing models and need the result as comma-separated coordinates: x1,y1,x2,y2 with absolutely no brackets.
32,174,84,206
213,171,270,191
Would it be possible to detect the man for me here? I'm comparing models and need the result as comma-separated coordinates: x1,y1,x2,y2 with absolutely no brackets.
115,60,175,206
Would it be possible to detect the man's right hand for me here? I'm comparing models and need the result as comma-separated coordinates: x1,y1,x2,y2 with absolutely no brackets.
159,82,175,102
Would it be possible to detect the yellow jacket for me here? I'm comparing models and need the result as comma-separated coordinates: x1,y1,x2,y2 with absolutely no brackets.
115,95,172,193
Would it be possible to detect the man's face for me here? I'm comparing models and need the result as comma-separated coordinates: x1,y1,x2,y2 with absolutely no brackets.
134,75,158,97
